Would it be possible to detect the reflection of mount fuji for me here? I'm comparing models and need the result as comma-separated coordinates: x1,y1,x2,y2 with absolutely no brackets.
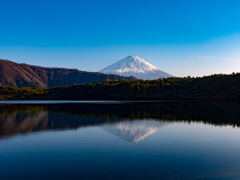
1,102,240,139
102,120,167,142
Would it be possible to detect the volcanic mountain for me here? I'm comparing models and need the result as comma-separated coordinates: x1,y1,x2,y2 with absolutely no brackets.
99,55,173,80
0,59,137,88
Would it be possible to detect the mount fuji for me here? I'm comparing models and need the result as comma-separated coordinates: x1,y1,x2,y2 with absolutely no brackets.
99,55,173,80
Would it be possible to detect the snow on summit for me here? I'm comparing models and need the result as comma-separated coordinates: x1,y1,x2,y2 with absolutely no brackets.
99,55,173,80
101,55,158,74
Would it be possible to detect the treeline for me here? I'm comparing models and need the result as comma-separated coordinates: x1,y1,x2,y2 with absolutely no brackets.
0,86,47,95
0,73,240,100
0,86,47,99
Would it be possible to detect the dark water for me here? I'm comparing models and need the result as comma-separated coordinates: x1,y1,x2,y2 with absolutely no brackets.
1,101,240,180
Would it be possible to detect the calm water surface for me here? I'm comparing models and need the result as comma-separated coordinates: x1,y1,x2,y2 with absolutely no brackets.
0,101,240,180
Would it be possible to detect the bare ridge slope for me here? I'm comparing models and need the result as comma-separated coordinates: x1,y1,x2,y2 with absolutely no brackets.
0,59,137,87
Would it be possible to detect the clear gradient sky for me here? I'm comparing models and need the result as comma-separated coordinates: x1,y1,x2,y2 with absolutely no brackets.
1,0,240,77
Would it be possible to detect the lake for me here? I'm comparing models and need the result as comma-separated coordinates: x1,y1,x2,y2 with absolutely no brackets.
0,101,240,180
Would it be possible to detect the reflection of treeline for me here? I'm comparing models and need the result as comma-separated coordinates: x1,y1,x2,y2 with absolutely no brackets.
0,104,47,115
1,102,240,127
46,102,240,127
1,73,240,100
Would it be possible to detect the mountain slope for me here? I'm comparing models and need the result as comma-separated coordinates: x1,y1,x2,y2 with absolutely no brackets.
0,59,137,88
99,55,173,80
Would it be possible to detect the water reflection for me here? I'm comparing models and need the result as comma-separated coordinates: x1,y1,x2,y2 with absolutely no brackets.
0,101,240,139
0,112,48,137
102,120,167,142
1,102,240,180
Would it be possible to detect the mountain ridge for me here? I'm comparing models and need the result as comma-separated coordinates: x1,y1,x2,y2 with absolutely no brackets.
0,59,137,88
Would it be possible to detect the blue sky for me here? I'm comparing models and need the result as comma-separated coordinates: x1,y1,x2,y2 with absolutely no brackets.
1,0,240,76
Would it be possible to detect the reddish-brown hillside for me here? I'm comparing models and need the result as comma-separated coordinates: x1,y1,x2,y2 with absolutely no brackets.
0,59,138,87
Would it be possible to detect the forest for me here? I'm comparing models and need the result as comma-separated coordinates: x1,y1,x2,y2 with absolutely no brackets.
0,72,240,100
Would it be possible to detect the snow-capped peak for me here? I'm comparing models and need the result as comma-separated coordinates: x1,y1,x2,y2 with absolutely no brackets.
100,55,159,74
99,55,173,80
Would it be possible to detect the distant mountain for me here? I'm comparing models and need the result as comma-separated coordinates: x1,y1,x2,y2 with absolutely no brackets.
99,55,173,80
0,59,137,88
